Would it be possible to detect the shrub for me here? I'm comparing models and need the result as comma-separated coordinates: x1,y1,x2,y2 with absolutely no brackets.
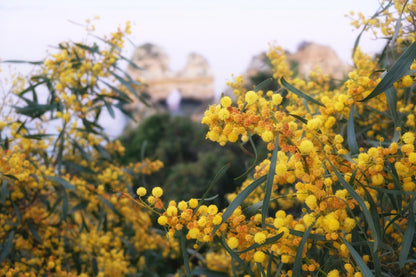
0,22,179,276
1,1,416,276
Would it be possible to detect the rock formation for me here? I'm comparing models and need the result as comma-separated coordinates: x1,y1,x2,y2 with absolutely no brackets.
125,44,214,121
290,42,351,80
243,42,351,89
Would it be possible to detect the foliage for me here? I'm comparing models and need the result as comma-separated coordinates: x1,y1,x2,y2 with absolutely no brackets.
142,1,416,276
0,22,179,276
1,1,416,277
120,113,267,205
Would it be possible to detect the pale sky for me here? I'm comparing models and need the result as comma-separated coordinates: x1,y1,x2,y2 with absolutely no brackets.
0,0,386,136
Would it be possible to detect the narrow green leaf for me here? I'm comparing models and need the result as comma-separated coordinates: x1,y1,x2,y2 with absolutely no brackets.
13,104,55,118
257,261,266,277
289,114,308,124
97,195,122,217
212,175,267,235
274,262,284,277
1,59,43,65
17,80,47,97
0,179,9,204
219,236,254,275
180,231,192,277
110,71,151,107
244,200,264,217
391,1,408,45
328,163,380,252
92,256,98,275
361,40,416,102
121,54,143,70
100,80,133,102
280,77,325,107
267,251,273,277
47,176,75,190
234,134,257,181
62,189,69,220
27,221,42,244
23,134,54,140
195,164,229,213
262,134,279,227
399,198,415,268
95,144,111,160
347,106,359,155
3,174,18,181
341,238,374,277
96,205,105,231
75,42,100,53
293,224,313,277
13,202,22,223
390,166,403,212
385,87,400,128
69,201,89,214
352,1,393,58
289,229,326,241
254,78,274,92
0,230,15,264
103,100,115,119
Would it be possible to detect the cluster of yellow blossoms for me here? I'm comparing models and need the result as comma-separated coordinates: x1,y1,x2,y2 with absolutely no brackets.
0,22,178,276
151,2,416,276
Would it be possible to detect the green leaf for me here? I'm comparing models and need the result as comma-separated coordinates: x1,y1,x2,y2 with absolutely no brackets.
347,106,359,155
17,80,47,97
180,231,192,277
254,78,274,92
27,221,42,244
289,114,308,124
68,201,88,214
100,80,133,102
234,134,258,181
391,1,408,45
95,144,111,160
0,179,9,204
293,224,313,277
23,134,54,140
341,238,374,277
96,205,106,231
289,229,326,241
262,134,279,227
212,175,267,235
385,87,401,135
280,77,325,107
110,71,151,107
103,100,115,119
1,59,43,65
62,190,69,219
399,198,415,268
47,176,75,190
121,54,143,70
195,163,229,213
361,40,416,102
3,174,18,181
13,103,55,118
352,1,393,58
0,230,15,264
191,267,229,277
243,200,264,217
328,163,380,252
97,195,122,217
75,42,100,54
